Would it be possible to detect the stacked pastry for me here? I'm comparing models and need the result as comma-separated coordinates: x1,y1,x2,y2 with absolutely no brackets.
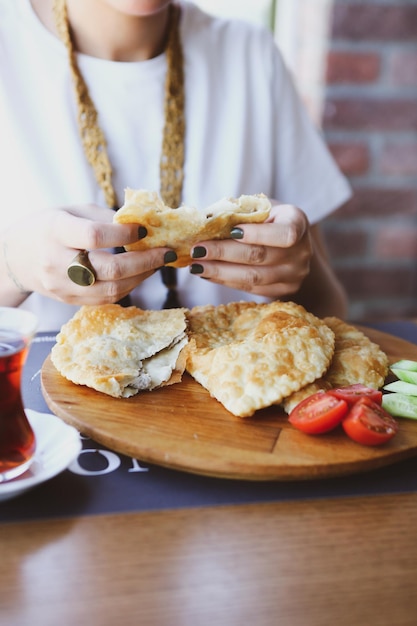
51,304,188,398
51,300,388,417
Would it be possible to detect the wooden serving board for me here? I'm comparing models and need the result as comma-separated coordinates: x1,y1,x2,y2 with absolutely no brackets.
41,327,417,481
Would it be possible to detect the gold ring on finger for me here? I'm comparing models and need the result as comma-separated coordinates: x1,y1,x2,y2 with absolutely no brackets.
67,250,96,287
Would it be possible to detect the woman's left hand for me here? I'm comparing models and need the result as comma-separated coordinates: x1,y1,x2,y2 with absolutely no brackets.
189,202,313,299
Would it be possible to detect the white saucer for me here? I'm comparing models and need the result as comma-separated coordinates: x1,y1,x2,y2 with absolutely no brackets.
0,410,81,502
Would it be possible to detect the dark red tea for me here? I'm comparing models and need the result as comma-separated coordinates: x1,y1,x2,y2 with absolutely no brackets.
0,332,35,479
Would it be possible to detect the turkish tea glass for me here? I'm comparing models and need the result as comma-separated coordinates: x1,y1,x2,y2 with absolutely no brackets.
0,307,38,482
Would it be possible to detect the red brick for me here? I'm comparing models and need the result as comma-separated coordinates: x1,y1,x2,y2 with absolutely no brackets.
331,5,417,41
336,266,417,298
379,143,417,176
326,51,381,84
388,50,417,86
323,1,417,323
374,226,417,260
332,188,417,218
323,226,368,260
328,142,370,176
323,98,417,132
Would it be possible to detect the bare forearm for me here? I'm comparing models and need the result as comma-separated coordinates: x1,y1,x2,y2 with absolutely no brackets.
292,225,348,320
0,234,32,306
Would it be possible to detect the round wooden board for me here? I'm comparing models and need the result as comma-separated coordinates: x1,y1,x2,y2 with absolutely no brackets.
41,326,417,481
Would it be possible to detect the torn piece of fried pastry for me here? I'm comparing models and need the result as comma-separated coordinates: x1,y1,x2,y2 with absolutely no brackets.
50,304,188,398
113,188,271,267
282,316,389,413
185,301,335,418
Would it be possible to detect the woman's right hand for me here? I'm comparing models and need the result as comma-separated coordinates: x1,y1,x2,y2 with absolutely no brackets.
1,204,176,306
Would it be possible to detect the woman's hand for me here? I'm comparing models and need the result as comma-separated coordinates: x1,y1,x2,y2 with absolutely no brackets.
189,202,313,299
1,204,176,306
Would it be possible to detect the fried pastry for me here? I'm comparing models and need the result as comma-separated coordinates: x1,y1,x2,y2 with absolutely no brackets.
282,316,389,413
185,301,335,417
113,188,271,267
50,304,188,398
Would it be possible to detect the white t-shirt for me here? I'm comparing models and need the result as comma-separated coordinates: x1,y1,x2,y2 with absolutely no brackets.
0,0,351,330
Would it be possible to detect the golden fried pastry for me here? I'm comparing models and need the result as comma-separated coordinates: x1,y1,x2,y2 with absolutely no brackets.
50,304,188,398
185,301,335,417
113,188,271,267
323,317,389,387
282,316,389,413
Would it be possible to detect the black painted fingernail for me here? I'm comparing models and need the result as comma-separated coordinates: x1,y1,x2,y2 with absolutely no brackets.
192,246,207,259
164,250,177,264
138,226,147,239
230,227,244,239
190,263,204,275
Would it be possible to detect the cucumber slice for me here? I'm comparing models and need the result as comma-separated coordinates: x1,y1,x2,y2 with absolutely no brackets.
390,359,417,372
382,393,417,419
391,368,417,385
384,380,417,395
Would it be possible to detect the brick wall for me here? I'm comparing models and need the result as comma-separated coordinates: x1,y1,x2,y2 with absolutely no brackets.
321,0,417,321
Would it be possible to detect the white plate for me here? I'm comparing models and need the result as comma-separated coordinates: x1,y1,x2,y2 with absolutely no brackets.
0,410,81,502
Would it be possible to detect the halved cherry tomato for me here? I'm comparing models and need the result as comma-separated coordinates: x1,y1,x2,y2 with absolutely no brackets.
288,391,348,434
342,397,398,446
328,384,382,406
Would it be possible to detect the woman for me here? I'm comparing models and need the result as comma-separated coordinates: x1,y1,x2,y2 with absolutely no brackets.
0,0,351,331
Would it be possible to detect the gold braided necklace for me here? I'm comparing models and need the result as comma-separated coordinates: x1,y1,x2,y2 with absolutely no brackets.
53,0,185,307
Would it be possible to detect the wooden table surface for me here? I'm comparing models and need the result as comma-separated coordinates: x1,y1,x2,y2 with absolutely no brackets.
2,493,417,626
3,319,417,625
